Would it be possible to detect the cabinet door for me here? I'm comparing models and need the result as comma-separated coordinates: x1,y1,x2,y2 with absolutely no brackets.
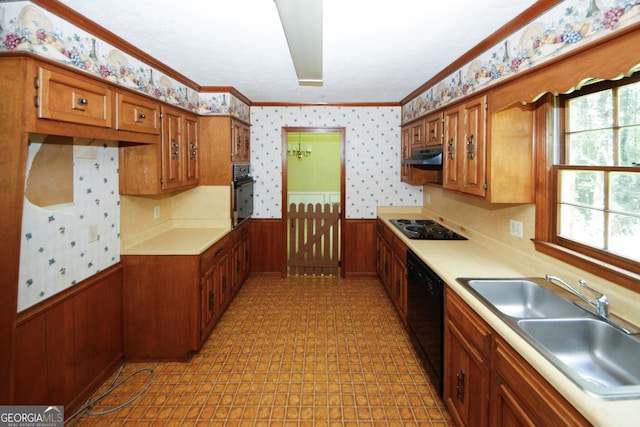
231,120,243,163
425,112,443,146
240,122,251,162
443,107,460,190
461,96,486,197
161,108,183,190
444,319,490,427
400,127,412,183
410,120,425,150
201,268,216,340
392,252,407,320
216,254,231,315
184,115,199,186
491,337,590,427
490,380,537,427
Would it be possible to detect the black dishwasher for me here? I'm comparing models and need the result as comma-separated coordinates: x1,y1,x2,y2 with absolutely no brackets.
406,249,444,396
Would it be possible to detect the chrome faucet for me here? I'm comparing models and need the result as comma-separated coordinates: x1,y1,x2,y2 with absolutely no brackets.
545,275,609,318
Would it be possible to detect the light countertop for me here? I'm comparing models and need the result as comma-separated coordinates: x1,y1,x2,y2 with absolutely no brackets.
121,227,229,255
377,211,640,427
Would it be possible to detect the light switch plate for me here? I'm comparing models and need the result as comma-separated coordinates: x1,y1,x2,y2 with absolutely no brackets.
88,224,99,243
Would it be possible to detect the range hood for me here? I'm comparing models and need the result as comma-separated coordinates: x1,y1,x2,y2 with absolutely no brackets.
402,147,443,167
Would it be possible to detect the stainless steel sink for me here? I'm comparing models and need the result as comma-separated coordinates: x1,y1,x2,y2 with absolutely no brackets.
518,318,640,399
456,277,640,399
462,278,587,318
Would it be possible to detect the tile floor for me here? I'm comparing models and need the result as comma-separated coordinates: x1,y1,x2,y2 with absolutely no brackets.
71,276,452,426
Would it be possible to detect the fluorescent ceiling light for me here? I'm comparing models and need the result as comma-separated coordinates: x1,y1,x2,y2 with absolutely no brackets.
274,0,323,86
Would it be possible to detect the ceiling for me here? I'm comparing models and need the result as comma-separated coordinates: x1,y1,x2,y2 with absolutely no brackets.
58,0,539,104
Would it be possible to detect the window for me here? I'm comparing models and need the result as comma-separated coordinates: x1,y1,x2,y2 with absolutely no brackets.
549,75,640,277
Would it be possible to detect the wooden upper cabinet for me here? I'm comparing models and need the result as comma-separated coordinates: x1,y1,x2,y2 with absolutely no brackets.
38,66,112,128
199,115,251,185
461,96,486,197
400,126,413,183
441,93,533,203
443,106,461,190
161,106,184,191
400,118,443,186
443,95,487,197
161,106,199,191
424,112,444,146
116,90,160,135
184,114,199,186
484,100,534,203
409,119,425,150
119,106,199,195
231,119,251,163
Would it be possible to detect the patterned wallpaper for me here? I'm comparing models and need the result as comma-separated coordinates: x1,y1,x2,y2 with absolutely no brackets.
250,106,423,219
18,139,120,312
402,0,640,123
0,1,250,121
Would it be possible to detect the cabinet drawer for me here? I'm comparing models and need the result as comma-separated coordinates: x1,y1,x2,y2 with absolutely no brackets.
38,67,112,127
445,287,493,359
391,234,407,259
201,239,229,274
116,91,160,135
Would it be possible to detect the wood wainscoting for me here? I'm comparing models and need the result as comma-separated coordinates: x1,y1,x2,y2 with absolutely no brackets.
12,264,123,417
249,218,377,277
343,219,377,277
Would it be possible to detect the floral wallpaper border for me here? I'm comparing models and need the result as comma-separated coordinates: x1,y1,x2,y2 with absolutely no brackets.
0,1,250,121
402,0,640,123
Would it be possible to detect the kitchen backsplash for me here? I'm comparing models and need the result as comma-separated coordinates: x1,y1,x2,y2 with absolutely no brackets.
250,106,423,219
18,138,120,312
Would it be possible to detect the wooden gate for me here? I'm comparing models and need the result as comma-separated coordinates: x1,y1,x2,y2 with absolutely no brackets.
288,203,341,276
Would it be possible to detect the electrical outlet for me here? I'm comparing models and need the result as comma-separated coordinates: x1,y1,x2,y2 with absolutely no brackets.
154,206,160,219
88,224,99,243
426,193,431,205
510,219,523,238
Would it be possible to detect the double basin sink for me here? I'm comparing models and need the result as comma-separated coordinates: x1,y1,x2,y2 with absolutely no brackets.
456,277,640,400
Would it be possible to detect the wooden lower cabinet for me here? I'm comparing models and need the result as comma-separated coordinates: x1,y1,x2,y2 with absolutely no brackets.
490,337,590,427
123,235,233,361
444,288,492,427
231,220,250,295
376,220,407,323
444,286,590,427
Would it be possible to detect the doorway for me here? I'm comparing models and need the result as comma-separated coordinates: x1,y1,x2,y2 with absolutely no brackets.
282,128,345,276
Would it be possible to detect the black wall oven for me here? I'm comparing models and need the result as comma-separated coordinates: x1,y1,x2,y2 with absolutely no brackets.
407,249,444,396
231,164,254,228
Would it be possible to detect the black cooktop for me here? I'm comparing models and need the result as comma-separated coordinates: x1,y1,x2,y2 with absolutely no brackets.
389,219,467,240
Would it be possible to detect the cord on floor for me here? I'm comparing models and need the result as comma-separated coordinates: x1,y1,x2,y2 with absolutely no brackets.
65,363,154,425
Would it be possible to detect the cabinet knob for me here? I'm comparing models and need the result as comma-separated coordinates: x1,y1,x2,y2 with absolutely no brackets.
77,98,89,106
138,113,146,120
